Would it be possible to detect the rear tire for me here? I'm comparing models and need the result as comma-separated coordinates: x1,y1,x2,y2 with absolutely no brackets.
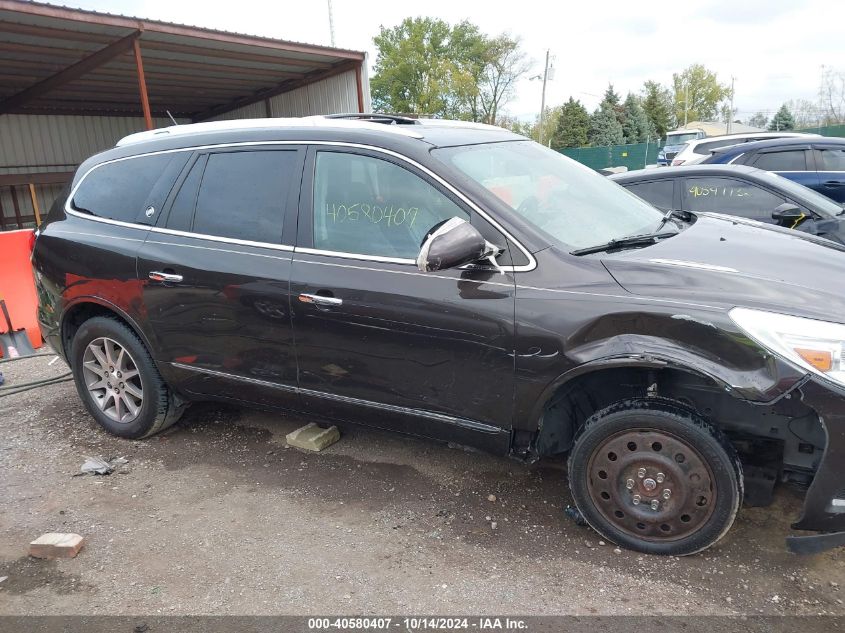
567,398,743,556
70,316,184,438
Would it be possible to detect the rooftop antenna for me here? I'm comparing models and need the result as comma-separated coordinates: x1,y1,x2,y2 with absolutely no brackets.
166,110,179,126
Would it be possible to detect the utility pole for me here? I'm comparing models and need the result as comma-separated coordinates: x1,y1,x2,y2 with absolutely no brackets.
727,76,735,134
327,0,336,47
538,49,550,145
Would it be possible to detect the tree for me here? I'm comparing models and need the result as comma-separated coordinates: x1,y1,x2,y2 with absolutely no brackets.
672,64,731,124
768,104,796,131
621,93,652,143
475,34,532,125
819,67,845,125
641,80,675,140
784,98,820,129
746,111,769,129
371,17,482,117
551,97,590,148
497,115,534,138
588,106,623,146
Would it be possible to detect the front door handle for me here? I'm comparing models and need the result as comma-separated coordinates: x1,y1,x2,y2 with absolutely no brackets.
299,293,342,307
149,271,183,284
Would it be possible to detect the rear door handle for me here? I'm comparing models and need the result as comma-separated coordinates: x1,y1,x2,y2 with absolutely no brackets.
823,180,844,187
149,271,183,283
299,293,342,307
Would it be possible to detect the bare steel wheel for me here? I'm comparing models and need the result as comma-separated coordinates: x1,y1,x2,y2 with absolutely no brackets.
83,337,143,424
568,399,742,556
586,429,716,542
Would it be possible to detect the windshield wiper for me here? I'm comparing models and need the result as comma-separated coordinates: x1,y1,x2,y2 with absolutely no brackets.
571,231,679,256
655,208,692,231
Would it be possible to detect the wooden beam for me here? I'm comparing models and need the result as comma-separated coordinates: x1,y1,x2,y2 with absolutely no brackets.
0,192,6,230
0,30,140,114
9,185,23,228
28,183,42,227
193,60,360,122
0,172,74,187
133,38,153,130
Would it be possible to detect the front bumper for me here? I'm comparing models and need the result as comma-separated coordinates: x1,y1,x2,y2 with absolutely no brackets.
786,378,845,552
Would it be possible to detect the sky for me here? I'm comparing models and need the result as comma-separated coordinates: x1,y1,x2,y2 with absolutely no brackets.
66,0,844,122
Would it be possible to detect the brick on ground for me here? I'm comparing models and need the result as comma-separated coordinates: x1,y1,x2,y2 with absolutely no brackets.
286,423,340,452
29,533,84,559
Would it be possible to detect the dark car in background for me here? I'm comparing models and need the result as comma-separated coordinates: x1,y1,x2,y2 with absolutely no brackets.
30,115,845,556
611,165,845,244
701,136,845,203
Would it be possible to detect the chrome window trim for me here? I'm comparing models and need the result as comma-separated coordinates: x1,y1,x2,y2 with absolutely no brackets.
170,361,504,434
64,140,537,272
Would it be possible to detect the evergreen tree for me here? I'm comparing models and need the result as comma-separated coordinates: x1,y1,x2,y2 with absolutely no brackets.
588,106,623,146
621,93,651,143
551,97,590,148
768,104,796,131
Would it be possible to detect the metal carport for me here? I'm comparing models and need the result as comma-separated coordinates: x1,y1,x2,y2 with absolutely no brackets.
0,0,370,230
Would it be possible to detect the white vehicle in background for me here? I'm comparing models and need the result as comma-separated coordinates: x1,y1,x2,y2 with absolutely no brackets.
657,129,705,166
670,132,820,166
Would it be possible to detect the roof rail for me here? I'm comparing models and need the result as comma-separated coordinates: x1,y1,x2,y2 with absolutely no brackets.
323,113,422,125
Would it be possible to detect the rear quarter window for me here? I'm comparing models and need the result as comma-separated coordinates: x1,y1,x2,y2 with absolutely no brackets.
71,154,176,223
751,150,807,171
621,179,674,210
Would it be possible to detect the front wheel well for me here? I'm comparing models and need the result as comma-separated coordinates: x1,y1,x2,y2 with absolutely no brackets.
532,365,823,473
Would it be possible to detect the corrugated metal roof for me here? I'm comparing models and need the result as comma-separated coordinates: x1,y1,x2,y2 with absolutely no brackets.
0,0,365,119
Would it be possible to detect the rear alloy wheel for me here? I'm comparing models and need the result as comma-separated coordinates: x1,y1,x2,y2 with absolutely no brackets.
70,316,185,438
568,399,743,556
82,337,144,424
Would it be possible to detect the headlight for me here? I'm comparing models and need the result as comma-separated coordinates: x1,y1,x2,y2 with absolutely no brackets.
730,307,845,387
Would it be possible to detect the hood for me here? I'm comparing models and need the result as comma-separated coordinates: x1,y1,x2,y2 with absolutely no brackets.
601,214,845,324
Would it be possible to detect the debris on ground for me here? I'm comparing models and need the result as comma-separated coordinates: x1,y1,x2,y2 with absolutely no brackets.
564,504,587,526
487,494,497,502
29,533,84,559
285,423,340,452
0,575,7,584
76,456,128,476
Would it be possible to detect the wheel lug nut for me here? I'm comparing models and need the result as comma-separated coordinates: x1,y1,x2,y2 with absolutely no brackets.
119,382,125,388
626,478,635,490
117,372,122,378
632,494,641,505
662,489,671,500
651,499,660,511
637,468,646,478
656,472,665,483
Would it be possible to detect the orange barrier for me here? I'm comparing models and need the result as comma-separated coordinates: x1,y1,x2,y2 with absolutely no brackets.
0,229,42,354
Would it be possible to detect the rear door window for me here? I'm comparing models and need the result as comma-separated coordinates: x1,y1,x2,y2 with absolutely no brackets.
751,150,807,171
165,150,299,244
682,177,785,221
72,154,177,223
818,148,845,171
621,180,674,210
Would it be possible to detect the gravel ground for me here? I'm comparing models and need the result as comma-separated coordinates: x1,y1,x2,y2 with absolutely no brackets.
1,353,844,616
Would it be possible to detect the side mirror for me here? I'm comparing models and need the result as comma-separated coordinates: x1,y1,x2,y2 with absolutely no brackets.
772,203,805,224
416,217,499,273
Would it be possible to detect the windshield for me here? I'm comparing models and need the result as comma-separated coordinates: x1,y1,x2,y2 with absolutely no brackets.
433,140,666,251
665,132,699,146
761,171,844,216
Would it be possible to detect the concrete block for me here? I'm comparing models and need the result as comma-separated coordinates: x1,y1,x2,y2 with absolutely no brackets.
286,423,340,452
29,533,84,559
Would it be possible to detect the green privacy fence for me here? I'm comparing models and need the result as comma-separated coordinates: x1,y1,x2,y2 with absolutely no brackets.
800,123,845,137
559,124,845,171
558,141,659,171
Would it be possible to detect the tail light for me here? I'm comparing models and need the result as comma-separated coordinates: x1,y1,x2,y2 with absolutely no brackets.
671,159,685,166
